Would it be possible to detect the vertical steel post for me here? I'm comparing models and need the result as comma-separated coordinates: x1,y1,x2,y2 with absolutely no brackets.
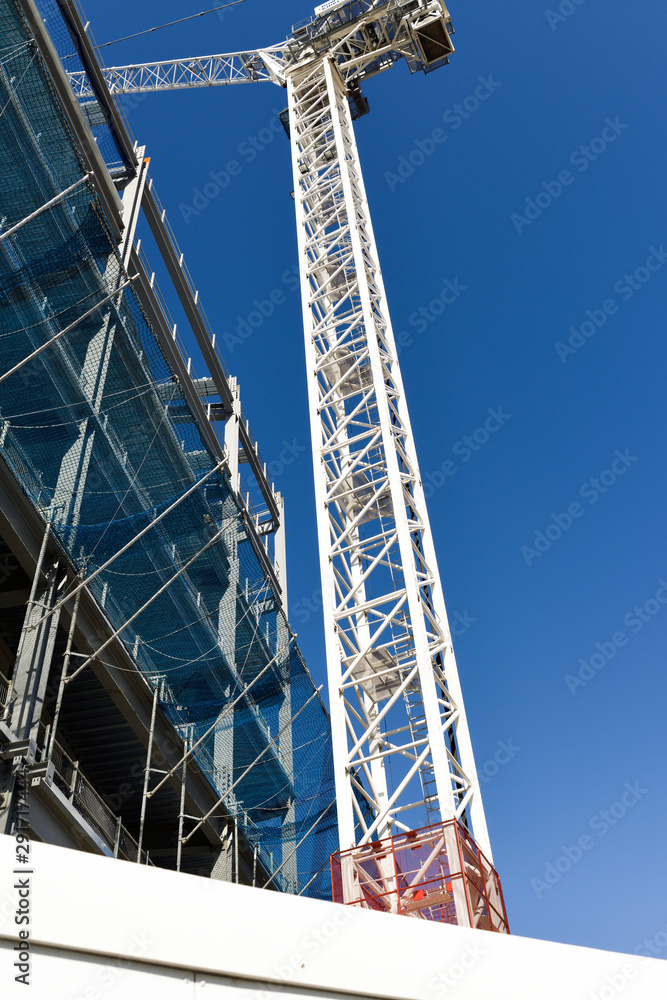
47,584,82,765
10,520,51,686
137,686,158,862
114,815,122,858
176,736,188,873
234,814,239,883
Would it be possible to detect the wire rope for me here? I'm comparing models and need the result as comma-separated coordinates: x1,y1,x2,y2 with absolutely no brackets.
93,1,247,52
0,50,37,120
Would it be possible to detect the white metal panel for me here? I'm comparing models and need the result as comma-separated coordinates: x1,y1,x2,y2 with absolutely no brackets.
1,838,666,1000
0,943,191,999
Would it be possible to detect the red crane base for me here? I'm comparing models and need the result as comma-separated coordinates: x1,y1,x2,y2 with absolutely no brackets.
331,820,509,932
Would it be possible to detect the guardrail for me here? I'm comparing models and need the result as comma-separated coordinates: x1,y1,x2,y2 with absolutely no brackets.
48,739,151,864
0,677,151,865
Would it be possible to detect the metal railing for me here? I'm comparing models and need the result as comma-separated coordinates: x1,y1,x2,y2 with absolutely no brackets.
0,669,9,714
47,739,152,864
1,676,149,861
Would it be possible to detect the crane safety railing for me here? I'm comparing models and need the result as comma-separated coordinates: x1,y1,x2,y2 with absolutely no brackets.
291,0,386,40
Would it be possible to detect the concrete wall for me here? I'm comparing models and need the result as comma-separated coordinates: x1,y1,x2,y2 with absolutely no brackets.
0,835,665,998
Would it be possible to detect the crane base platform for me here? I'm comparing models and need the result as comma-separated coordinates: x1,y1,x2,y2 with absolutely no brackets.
331,820,509,932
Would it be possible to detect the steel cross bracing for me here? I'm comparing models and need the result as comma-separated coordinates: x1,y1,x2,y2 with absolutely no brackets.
65,0,492,863
287,54,489,860
67,49,282,97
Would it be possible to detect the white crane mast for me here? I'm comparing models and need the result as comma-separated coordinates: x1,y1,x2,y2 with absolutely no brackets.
287,52,488,849
71,0,507,928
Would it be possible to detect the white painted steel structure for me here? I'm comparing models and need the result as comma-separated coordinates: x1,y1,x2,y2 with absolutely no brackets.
68,0,492,867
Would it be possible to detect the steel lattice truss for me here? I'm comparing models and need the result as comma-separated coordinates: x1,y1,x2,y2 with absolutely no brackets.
287,54,489,858
68,0,454,98
65,0,492,865
67,49,282,96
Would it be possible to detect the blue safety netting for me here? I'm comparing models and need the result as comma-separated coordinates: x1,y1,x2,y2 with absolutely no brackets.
0,0,337,899
35,0,131,178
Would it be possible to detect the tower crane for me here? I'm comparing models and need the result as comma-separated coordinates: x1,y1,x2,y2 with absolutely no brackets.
71,0,508,929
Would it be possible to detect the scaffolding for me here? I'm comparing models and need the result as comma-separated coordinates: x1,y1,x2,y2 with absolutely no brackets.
0,0,337,899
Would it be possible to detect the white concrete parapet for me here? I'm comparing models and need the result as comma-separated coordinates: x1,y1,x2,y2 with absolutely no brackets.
0,835,665,998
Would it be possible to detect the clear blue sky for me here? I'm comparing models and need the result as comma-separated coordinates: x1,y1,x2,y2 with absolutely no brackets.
82,0,666,957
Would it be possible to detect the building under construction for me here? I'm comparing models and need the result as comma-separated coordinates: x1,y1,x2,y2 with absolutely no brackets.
0,0,338,899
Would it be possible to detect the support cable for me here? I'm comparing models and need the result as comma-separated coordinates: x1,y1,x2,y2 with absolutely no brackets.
28,459,225,632
80,380,180,568
182,684,323,845
0,173,92,243
146,636,294,801
64,518,234,684
0,50,37,121
2,520,51,724
0,278,135,385
262,797,337,892
66,576,276,676
138,578,271,666
297,855,333,897
94,2,247,51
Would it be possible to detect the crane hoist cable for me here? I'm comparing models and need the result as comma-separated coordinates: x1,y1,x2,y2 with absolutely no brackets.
94,1,248,52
